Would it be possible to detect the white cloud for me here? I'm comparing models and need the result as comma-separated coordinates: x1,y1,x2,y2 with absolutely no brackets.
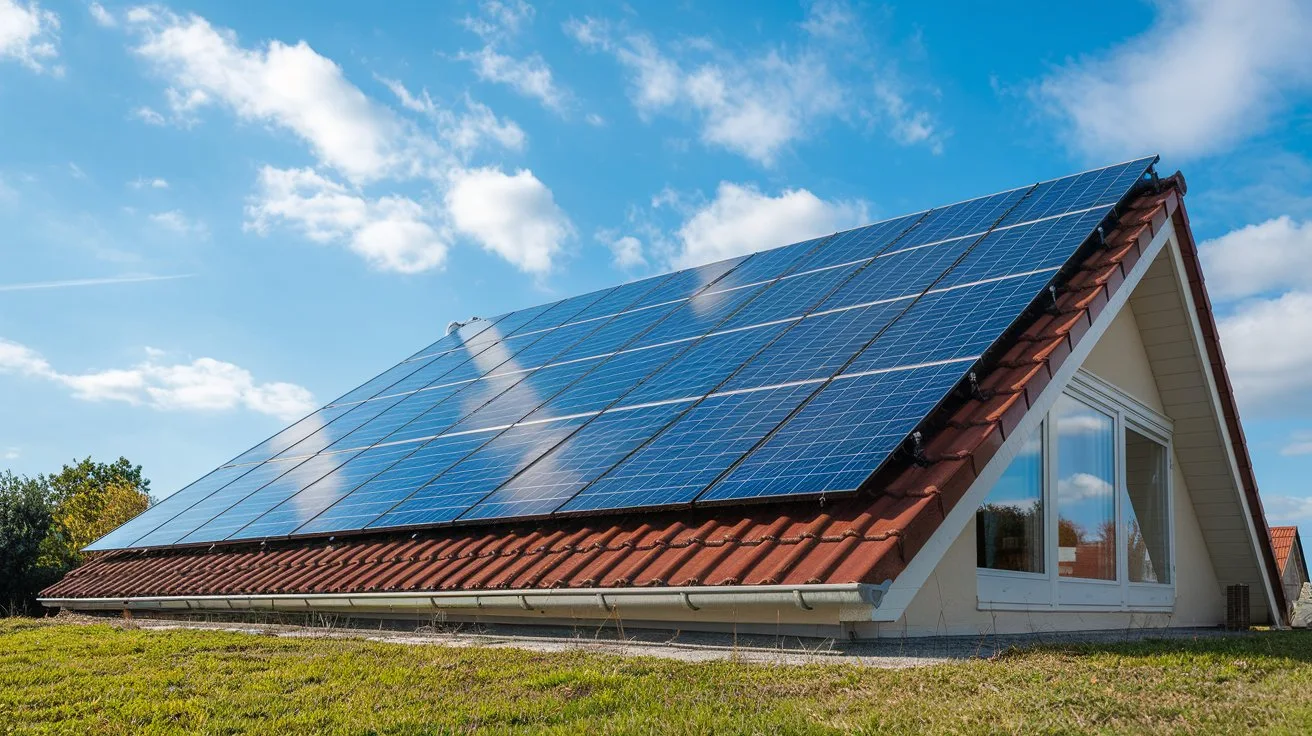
0,339,314,420
149,209,207,237
683,53,842,165
2,446,17,461
88,1,114,27
129,9,435,183
596,231,646,270
129,176,170,189
131,105,167,125
566,14,939,164
126,9,573,277
459,0,569,114
438,98,526,154
0,0,59,72
672,182,866,268
68,162,86,180
460,46,568,112
246,166,450,274
1200,216,1312,299
0,338,53,376
589,28,841,165
1216,291,1312,417
1281,431,1312,457
461,0,534,41
1034,0,1312,161
874,83,942,154
1057,472,1114,504
1263,494,1312,528
378,77,526,155
800,0,860,42
378,78,526,155
1056,412,1111,436
445,167,573,274
378,76,438,116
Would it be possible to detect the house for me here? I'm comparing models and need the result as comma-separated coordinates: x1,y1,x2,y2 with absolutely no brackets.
1270,526,1309,619
40,157,1289,638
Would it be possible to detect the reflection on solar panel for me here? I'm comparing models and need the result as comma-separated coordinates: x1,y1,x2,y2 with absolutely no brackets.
86,157,1157,551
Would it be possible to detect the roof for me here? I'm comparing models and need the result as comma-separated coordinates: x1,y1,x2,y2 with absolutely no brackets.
49,177,1274,604
80,159,1157,555
1270,526,1304,578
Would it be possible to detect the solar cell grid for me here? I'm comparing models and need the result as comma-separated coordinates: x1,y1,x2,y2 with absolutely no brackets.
129,459,295,547
523,341,690,418
938,208,1109,289
719,302,909,392
227,442,424,540
317,384,465,453
698,360,970,502
998,157,1153,226
796,214,922,272
562,382,820,513
178,451,359,543
404,302,547,363
457,402,691,522
368,417,590,529
84,157,1156,551
298,431,494,534
616,323,789,407
82,464,254,550
629,282,770,348
842,270,1057,375
226,403,356,467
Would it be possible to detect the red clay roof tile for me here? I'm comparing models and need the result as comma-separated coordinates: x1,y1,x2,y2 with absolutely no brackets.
1270,526,1299,577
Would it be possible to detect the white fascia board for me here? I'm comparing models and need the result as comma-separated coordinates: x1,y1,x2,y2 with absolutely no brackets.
1161,234,1284,624
869,217,1176,622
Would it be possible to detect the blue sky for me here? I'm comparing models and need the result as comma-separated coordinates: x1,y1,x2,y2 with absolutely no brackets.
2,0,1311,542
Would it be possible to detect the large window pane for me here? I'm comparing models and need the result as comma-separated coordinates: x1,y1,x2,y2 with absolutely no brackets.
1125,429,1170,583
977,428,1044,573
1055,396,1116,580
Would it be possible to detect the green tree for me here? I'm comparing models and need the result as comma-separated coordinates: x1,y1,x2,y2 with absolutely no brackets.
40,457,152,569
0,471,56,614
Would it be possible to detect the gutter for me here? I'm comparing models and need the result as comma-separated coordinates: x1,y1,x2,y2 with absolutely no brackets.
39,582,887,622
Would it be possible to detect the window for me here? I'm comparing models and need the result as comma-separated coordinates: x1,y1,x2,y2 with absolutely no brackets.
976,371,1173,610
1125,429,1170,584
1054,396,1116,581
977,430,1043,574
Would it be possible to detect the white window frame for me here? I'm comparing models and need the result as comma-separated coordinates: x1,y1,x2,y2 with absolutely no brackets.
977,369,1174,612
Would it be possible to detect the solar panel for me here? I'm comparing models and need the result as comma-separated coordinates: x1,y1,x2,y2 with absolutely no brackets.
85,156,1157,551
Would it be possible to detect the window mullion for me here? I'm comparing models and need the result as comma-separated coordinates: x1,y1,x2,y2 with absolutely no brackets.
1116,408,1129,606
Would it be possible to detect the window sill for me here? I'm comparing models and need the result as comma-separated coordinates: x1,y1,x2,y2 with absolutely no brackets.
977,599,1174,614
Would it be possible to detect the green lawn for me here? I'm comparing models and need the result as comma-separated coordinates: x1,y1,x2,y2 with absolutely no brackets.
2,618,1311,734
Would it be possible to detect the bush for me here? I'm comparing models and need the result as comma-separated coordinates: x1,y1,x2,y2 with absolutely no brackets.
0,472,56,615
0,458,152,615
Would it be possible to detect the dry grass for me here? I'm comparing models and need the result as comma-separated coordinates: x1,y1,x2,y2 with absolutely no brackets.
2,617,1311,734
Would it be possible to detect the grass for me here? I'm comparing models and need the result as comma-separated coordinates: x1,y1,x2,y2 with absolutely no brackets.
2,618,1311,734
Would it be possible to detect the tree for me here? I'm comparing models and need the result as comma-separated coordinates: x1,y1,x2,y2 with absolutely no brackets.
0,471,55,614
39,457,152,569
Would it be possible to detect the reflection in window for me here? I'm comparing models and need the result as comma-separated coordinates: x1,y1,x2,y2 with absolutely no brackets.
1055,396,1116,580
977,428,1044,573
1125,429,1170,583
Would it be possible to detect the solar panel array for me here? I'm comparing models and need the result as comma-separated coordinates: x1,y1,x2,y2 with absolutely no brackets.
87,157,1156,551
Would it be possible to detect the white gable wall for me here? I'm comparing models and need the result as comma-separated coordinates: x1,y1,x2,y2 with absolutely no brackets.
857,277,1226,638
